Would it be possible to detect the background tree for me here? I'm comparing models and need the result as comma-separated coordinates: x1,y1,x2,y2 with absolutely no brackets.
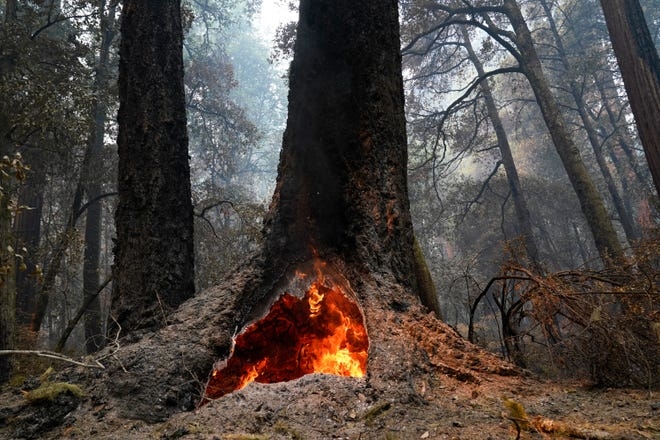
0,155,26,383
599,0,660,197
460,24,541,270
110,0,195,335
82,0,118,353
538,0,641,246
1,0,99,354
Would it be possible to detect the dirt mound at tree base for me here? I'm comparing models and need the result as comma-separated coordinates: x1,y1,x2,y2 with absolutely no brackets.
0,266,656,439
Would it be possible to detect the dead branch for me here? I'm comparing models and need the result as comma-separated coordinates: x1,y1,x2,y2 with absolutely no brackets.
460,160,503,222
55,276,112,352
0,349,105,369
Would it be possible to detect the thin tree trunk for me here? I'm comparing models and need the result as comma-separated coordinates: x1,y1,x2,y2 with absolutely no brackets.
460,25,542,271
31,186,83,333
594,69,655,195
0,172,16,383
599,0,660,197
13,179,43,327
0,1,18,381
503,0,626,266
83,184,103,352
83,0,116,353
4,0,17,21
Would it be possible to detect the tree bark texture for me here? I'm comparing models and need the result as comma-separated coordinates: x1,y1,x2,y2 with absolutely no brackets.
111,0,195,334
599,0,660,198
504,0,626,266
246,0,431,320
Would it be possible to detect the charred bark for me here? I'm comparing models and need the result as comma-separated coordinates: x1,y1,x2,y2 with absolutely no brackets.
110,0,195,335
243,0,423,322
80,0,442,421
21,0,528,429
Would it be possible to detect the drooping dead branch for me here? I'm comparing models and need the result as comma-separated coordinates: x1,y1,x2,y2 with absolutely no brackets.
0,349,105,369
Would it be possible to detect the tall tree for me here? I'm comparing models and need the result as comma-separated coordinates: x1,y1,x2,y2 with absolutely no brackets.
502,0,626,265
258,0,430,309
0,156,19,383
83,0,117,353
83,0,441,421
599,0,660,197
401,0,626,266
110,0,195,335
460,24,542,270
539,0,641,244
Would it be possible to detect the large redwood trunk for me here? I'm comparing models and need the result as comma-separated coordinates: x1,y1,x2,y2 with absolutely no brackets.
204,0,430,400
110,0,195,334
252,0,417,308
599,0,660,198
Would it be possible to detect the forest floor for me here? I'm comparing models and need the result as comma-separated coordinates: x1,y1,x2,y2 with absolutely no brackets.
1,293,658,440
1,370,658,440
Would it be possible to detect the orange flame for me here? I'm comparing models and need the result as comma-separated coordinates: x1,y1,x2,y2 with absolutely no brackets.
203,260,368,402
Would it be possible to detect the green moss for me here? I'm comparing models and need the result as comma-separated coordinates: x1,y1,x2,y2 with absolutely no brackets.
363,401,392,426
413,236,441,318
502,397,530,431
8,374,25,387
274,420,304,439
24,382,84,403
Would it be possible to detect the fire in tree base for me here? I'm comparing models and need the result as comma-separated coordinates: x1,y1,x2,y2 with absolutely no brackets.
202,258,369,403
77,256,518,424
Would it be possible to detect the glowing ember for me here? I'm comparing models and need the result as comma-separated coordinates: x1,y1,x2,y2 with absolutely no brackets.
203,261,368,402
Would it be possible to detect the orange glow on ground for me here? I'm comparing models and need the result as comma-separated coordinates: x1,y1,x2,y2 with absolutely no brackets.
203,264,368,401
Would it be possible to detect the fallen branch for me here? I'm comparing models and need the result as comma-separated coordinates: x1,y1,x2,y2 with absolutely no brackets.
0,349,105,369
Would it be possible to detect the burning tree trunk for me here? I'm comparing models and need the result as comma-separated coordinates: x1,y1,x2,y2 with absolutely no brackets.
66,0,513,425
203,0,432,401
259,0,418,298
